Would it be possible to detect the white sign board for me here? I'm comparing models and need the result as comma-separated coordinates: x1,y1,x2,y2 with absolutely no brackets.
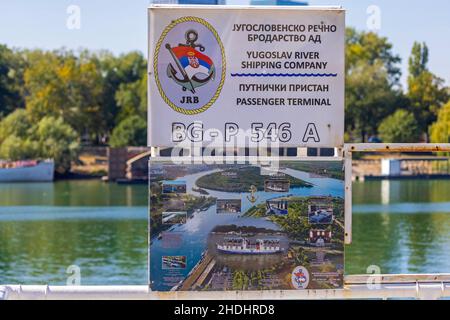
148,5,345,148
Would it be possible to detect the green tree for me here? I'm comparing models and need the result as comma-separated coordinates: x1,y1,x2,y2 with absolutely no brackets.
0,109,79,173
114,70,147,122
345,28,405,142
430,100,450,143
408,42,429,78
0,135,39,161
32,116,80,172
0,45,25,117
94,51,147,134
346,28,401,85
0,108,30,140
378,109,420,143
0,109,38,161
407,42,449,137
346,61,402,142
24,49,104,142
109,115,147,147
1,47,149,145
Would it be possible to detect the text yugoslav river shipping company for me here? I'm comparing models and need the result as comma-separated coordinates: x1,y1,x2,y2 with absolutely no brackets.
148,7,345,147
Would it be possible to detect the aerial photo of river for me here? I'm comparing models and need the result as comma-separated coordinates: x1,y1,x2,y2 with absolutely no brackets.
149,162,345,291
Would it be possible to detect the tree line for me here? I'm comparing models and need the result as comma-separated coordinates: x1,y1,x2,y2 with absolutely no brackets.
0,27,450,172
0,47,147,171
345,28,449,143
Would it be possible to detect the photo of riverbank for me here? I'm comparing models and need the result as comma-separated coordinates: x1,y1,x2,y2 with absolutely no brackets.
162,211,187,225
149,160,345,291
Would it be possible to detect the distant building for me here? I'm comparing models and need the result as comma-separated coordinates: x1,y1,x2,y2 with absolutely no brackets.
309,229,332,247
151,0,225,4
151,0,308,5
250,0,308,5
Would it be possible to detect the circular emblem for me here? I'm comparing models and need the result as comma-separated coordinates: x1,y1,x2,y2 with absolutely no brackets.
291,266,310,290
153,16,226,115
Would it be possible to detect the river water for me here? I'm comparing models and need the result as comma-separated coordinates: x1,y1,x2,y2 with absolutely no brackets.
0,179,449,284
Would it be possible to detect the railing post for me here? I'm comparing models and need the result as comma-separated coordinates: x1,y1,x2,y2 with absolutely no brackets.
0,286,8,300
344,148,352,244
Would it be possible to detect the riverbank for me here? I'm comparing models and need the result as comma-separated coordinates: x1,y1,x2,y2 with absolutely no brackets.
353,157,450,181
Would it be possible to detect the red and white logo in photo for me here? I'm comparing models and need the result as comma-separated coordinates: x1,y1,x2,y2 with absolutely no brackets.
291,266,310,290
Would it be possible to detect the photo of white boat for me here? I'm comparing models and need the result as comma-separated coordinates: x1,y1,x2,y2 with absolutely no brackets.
217,237,283,255
264,180,290,193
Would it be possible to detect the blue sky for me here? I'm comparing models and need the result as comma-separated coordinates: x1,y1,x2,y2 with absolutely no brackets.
0,0,449,88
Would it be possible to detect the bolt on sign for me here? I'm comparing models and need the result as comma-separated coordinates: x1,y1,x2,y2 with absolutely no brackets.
149,159,345,291
148,5,345,148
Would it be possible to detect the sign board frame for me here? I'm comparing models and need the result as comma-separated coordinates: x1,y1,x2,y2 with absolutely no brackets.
149,156,346,291
148,5,345,148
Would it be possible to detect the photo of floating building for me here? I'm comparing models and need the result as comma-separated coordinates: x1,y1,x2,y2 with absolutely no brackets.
309,229,332,247
266,200,289,215
217,237,284,254
308,199,334,224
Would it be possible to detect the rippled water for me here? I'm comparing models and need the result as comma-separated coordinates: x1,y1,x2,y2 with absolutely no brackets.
0,179,449,284
346,179,450,275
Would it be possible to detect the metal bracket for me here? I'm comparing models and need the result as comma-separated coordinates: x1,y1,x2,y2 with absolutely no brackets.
344,149,352,244
341,142,450,245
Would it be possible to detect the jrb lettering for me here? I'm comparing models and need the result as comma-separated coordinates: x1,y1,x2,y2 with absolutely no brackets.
180,96,199,104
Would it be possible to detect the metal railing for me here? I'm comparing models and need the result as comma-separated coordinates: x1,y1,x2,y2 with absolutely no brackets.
1,274,450,300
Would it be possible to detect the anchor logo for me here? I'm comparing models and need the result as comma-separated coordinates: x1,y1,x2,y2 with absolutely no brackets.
153,16,225,115
165,30,216,94
291,266,310,290
247,185,258,204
